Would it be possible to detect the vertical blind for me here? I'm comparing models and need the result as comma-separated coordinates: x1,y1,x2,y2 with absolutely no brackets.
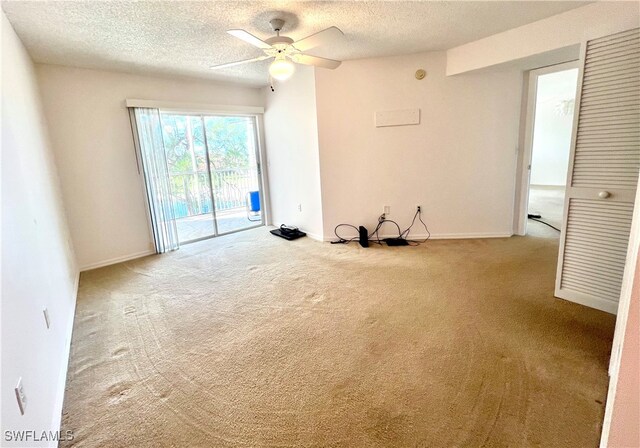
130,107,179,253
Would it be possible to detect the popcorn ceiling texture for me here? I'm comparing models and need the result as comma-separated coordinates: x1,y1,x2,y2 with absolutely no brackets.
2,1,587,86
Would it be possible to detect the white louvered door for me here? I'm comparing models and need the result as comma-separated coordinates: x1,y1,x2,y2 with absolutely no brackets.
555,28,640,314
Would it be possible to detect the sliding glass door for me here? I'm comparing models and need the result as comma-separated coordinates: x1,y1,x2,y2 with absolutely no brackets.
204,116,263,234
160,112,264,244
161,113,215,242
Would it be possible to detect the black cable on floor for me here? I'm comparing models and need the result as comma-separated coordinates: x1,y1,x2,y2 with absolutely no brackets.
528,216,561,232
331,224,360,244
333,210,432,246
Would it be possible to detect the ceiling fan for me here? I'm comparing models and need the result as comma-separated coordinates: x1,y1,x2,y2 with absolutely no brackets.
210,19,343,81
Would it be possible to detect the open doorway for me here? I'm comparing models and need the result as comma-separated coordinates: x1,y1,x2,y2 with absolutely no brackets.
519,62,579,236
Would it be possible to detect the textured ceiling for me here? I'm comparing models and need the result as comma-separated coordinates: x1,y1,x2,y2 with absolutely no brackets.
2,1,590,87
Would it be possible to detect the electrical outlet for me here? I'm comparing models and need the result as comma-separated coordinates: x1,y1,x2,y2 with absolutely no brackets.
297,203,302,212
15,378,26,415
383,205,390,216
43,308,50,329
416,205,421,213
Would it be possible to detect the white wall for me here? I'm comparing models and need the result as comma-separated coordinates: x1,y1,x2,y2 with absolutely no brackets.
1,12,78,446
605,244,640,448
36,65,263,270
315,51,522,240
263,66,323,239
530,68,578,186
601,182,640,447
447,2,640,75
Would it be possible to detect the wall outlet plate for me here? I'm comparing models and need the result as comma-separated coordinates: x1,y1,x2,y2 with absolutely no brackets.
383,205,391,216
15,378,26,415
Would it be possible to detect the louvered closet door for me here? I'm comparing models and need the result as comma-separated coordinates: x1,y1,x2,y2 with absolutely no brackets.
556,28,640,314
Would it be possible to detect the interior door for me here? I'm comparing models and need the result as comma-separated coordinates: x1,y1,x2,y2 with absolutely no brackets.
555,28,640,314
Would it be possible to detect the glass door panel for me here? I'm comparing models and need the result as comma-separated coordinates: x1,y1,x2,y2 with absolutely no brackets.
204,116,263,234
160,113,216,243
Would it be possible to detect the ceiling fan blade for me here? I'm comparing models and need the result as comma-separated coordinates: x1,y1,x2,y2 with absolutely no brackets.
210,55,271,70
227,29,272,49
292,54,342,70
293,26,344,52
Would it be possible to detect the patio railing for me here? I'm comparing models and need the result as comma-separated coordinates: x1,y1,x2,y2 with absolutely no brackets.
169,168,259,219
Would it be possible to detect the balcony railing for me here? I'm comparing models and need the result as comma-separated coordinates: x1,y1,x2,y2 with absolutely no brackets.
169,168,259,219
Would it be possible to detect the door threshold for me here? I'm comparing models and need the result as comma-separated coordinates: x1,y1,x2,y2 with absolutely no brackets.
179,224,265,246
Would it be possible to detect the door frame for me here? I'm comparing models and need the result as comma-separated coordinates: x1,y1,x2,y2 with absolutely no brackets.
514,60,580,236
158,110,270,245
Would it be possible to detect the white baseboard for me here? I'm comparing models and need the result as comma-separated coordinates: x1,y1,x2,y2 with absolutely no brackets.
322,232,513,242
50,271,80,444
305,232,324,242
80,249,155,272
419,232,513,240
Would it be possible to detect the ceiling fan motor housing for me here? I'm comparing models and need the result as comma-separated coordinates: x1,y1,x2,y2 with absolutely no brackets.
266,19,293,51
265,35,294,50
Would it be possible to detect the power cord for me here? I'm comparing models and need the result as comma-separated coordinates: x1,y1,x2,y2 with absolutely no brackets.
368,213,402,244
332,224,360,244
333,208,431,246
527,213,561,232
401,209,431,245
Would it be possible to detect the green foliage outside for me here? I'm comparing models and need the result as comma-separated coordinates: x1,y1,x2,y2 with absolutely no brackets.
161,114,255,215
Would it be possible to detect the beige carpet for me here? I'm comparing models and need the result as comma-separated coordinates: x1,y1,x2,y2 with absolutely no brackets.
61,228,615,447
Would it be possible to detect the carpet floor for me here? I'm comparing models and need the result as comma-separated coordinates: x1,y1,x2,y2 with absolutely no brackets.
61,227,615,447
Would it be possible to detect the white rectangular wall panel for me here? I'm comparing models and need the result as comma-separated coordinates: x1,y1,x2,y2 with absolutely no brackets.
374,108,420,127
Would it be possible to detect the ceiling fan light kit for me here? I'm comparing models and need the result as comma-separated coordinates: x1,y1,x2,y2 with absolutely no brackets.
211,18,344,84
269,55,295,81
